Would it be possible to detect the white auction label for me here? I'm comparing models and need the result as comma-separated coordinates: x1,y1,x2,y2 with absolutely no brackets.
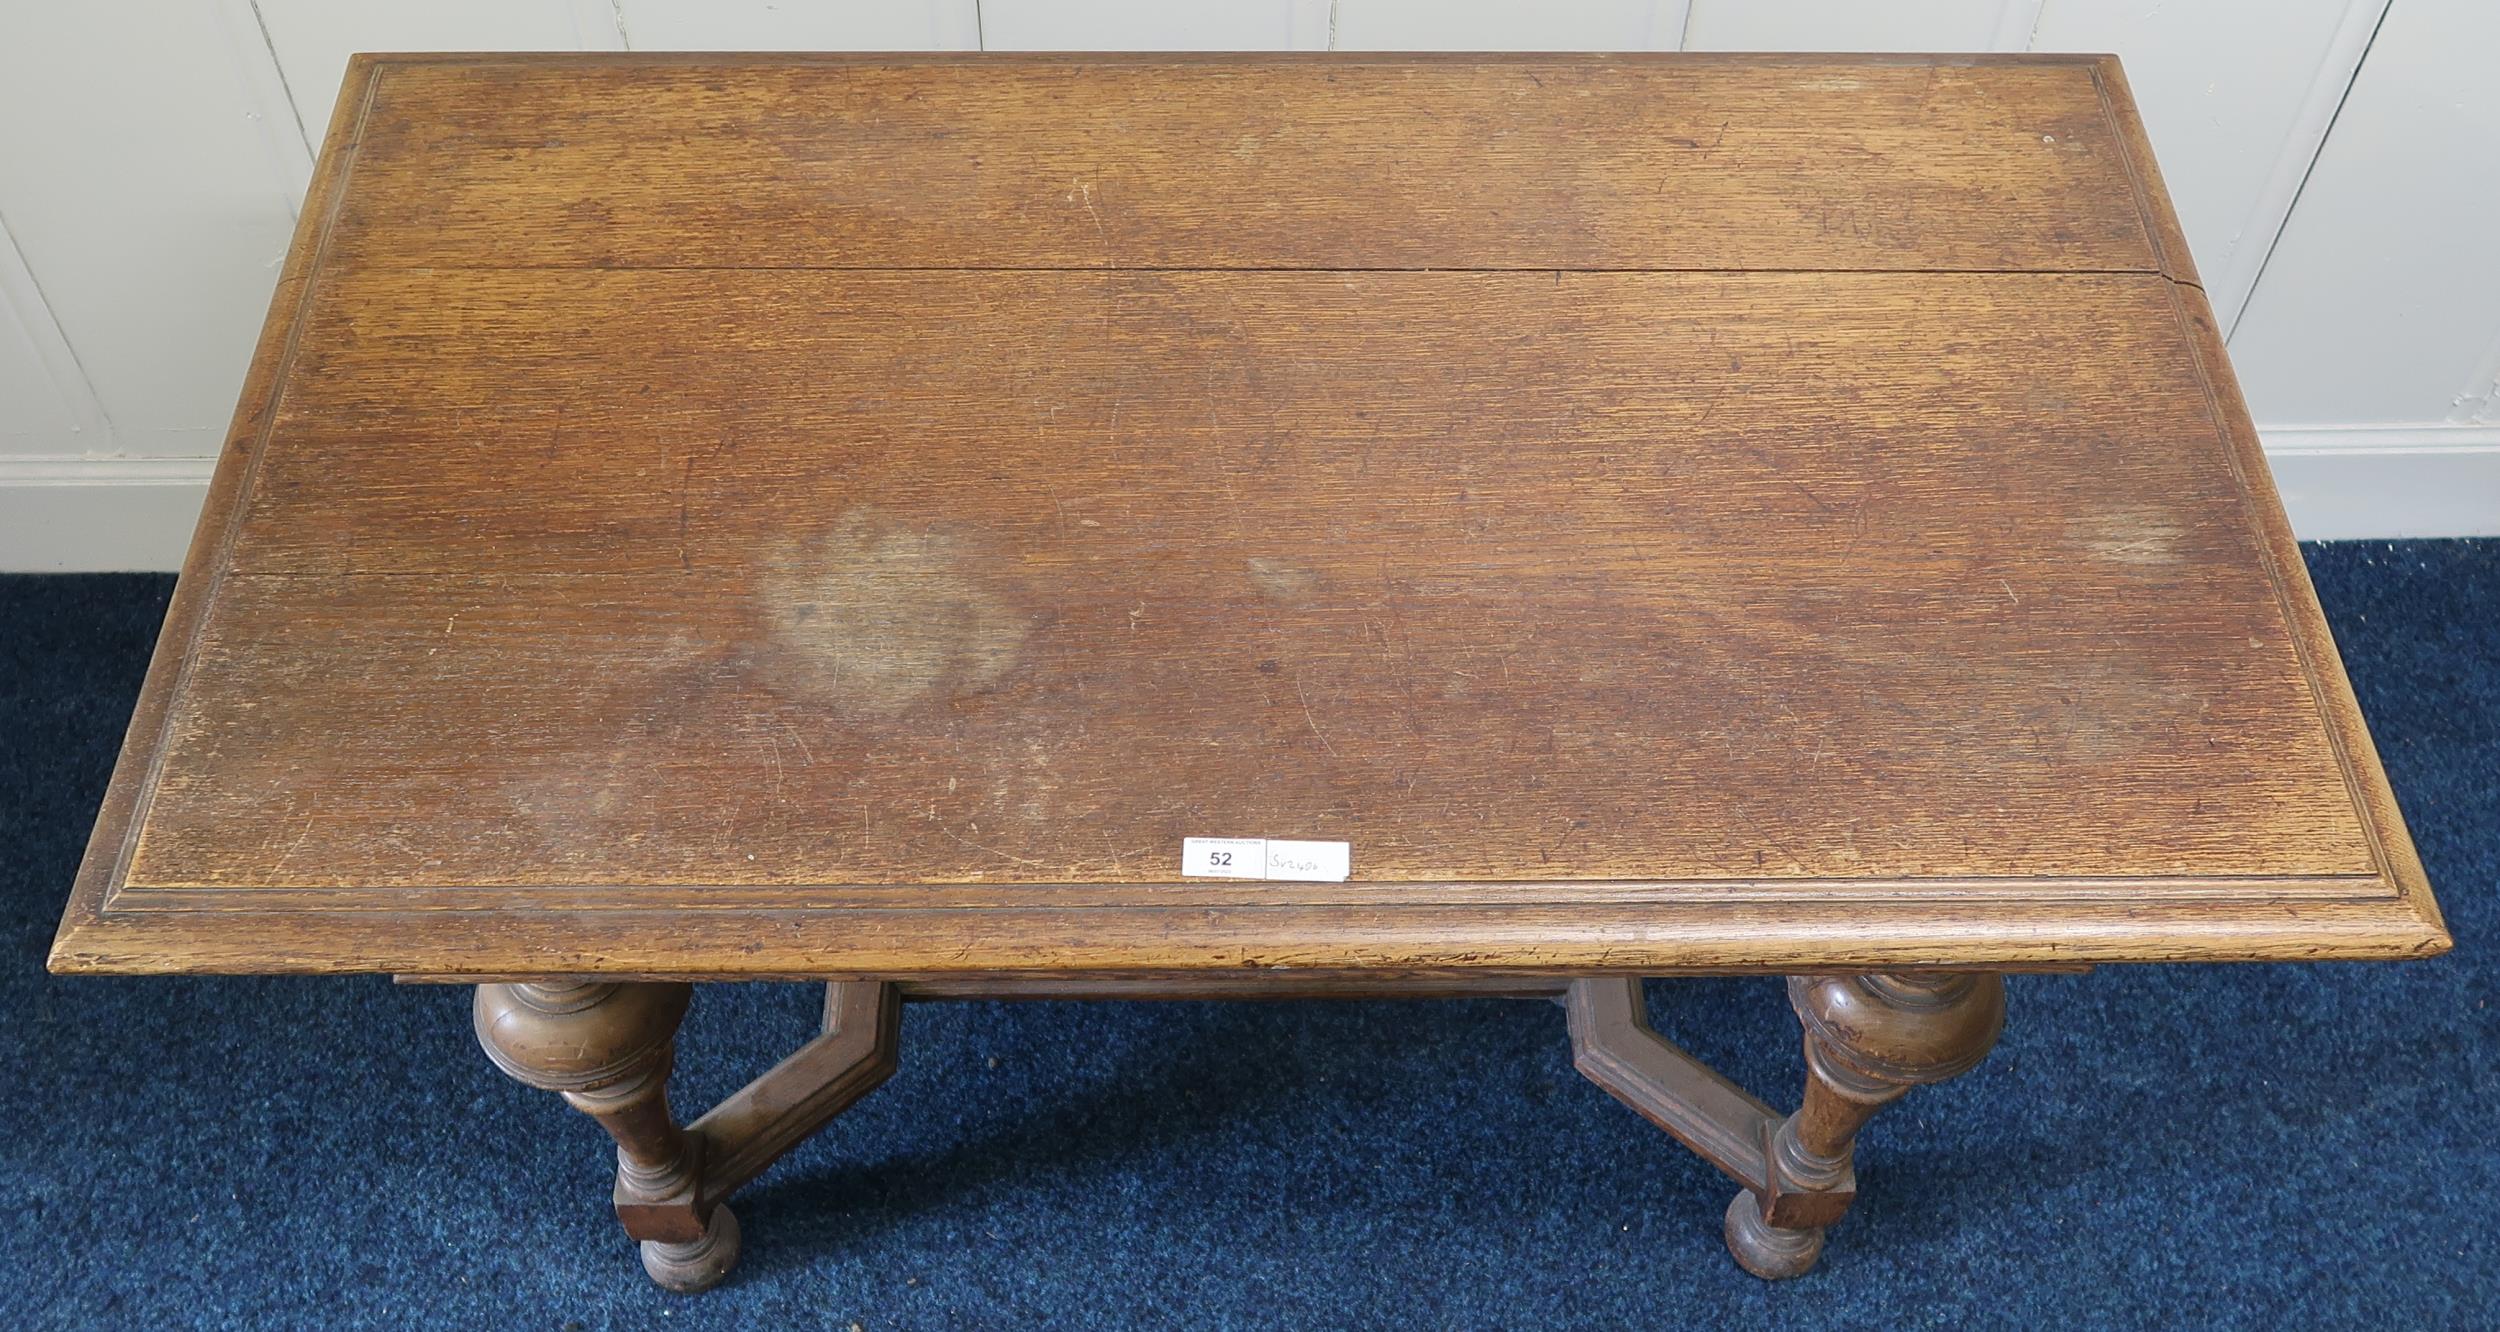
1180,837,1267,879
1181,837,1351,883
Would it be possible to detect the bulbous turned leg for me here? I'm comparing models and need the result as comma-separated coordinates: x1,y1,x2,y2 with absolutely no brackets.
475,981,740,1293
1726,972,2005,1280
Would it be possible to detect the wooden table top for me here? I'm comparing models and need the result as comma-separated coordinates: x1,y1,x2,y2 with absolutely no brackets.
53,53,2445,979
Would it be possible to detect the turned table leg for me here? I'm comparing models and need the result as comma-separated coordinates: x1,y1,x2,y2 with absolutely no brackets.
1725,973,2005,1279
474,981,741,1292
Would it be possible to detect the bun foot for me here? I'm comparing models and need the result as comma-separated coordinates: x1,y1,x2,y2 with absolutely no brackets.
640,1205,741,1293
1724,1190,1824,1280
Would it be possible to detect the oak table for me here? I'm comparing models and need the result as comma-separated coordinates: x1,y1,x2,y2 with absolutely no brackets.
52,53,2449,1290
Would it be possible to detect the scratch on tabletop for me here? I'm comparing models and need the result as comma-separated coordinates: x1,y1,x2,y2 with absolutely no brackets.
934,823,1044,867
1293,671,1341,759
677,456,697,571
269,816,319,876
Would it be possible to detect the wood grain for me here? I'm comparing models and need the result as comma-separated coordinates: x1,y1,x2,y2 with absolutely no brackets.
138,269,2367,890
50,53,2445,978
238,268,2248,576
329,54,2160,274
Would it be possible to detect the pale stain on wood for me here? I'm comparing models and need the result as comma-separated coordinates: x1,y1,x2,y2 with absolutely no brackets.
754,510,1033,721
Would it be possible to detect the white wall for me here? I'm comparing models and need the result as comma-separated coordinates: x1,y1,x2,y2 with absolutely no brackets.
2,0,2490,569
2226,0,2500,535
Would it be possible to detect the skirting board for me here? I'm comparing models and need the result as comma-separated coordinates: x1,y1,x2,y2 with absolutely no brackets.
0,456,214,573
2,430,2495,571
2261,425,2500,541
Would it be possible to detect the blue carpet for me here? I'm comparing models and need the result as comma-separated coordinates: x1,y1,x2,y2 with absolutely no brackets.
4,540,2494,1330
